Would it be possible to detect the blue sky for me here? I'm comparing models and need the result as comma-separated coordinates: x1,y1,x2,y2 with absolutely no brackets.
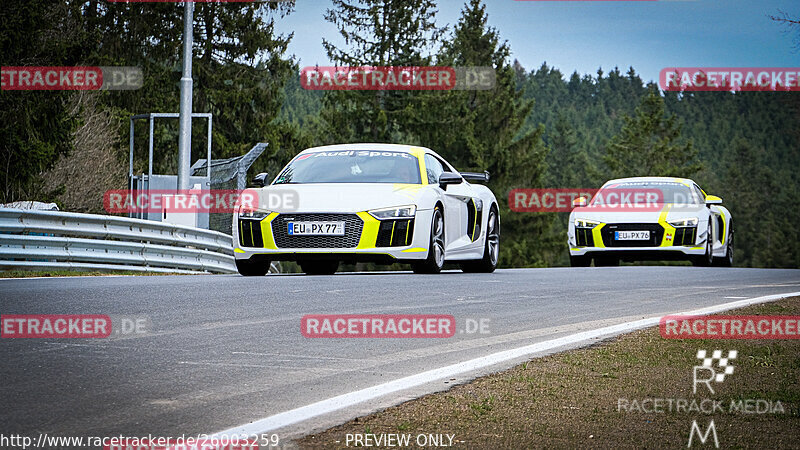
274,0,799,83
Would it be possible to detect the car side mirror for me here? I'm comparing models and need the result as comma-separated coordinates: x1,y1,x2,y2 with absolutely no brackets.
572,196,588,207
438,172,463,190
253,172,269,187
705,195,722,206
460,171,490,183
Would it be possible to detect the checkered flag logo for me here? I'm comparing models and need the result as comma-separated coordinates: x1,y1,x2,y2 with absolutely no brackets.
697,349,737,382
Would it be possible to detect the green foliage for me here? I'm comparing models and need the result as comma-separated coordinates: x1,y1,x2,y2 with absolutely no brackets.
514,62,799,268
4,0,798,269
603,90,701,179
720,138,799,268
419,0,557,267
0,0,83,202
320,0,446,143
81,1,300,172
546,114,596,188
1,0,302,202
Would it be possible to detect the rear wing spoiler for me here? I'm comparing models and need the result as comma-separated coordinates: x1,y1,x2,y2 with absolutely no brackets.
460,171,490,183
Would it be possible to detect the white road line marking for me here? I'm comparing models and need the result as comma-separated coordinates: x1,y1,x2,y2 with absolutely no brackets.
724,296,748,299
208,291,800,439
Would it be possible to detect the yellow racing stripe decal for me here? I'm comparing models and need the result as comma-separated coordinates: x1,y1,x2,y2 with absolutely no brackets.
592,223,606,248
356,212,380,249
658,205,676,247
410,147,429,185
258,212,279,250
471,200,478,241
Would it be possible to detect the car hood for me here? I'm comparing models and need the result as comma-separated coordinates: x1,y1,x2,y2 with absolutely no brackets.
570,204,706,224
251,183,431,213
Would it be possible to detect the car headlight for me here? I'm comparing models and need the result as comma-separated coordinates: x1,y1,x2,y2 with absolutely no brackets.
238,206,271,220
574,218,600,228
369,205,417,220
668,217,698,227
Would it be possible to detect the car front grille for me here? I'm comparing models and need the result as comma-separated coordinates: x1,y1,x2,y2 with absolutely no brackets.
601,223,665,247
272,213,363,249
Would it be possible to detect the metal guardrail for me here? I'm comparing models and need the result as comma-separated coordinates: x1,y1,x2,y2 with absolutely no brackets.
0,208,236,274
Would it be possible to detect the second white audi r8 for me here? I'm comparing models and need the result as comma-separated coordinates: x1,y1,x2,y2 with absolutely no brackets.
233,143,499,275
568,177,733,267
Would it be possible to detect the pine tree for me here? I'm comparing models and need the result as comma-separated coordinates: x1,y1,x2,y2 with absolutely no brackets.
546,113,597,188
0,0,83,202
603,90,701,179
320,0,445,143
84,1,297,161
419,0,556,267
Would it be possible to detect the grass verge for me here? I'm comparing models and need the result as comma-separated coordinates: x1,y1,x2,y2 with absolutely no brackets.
297,297,800,448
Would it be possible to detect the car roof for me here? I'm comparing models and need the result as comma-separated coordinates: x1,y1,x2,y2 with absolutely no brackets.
299,143,432,155
602,176,696,186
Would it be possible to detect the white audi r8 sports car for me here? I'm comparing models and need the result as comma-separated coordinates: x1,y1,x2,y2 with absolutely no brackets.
568,177,733,267
233,143,499,275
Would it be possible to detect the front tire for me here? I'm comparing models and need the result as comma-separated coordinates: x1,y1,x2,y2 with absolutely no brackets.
460,206,500,273
693,219,714,267
569,255,591,267
594,255,619,267
413,206,445,274
713,222,734,267
236,258,270,276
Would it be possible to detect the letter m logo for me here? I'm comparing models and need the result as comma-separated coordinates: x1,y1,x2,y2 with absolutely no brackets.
688,420,719,448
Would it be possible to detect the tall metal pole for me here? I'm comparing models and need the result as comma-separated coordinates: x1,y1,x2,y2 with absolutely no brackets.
177,1,194,190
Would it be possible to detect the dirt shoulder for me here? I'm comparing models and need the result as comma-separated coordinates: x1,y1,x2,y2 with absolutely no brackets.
297,297,800,449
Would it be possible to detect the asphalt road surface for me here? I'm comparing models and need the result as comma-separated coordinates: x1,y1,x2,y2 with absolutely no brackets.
2,267,799,443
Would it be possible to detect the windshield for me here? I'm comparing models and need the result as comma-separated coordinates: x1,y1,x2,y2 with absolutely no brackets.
273,150,422,184
592,181,700,205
